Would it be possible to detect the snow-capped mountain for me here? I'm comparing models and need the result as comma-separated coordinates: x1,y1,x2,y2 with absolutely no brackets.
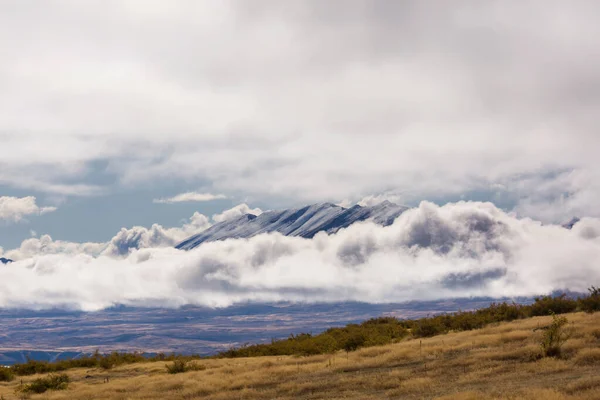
0,257,12,264
176,201,409,251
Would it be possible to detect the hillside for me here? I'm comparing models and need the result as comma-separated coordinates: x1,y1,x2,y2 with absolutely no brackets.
1,311,599,399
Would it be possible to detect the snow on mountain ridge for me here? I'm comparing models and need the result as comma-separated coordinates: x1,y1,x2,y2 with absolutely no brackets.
176,202,409,251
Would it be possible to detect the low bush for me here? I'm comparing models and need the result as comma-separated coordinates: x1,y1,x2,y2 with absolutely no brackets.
0,367,14,382
540,314,571,358
219,318,409,358
530,294,578,316
18,373,69,394
166,360,206,374
412,318,447,338
579,286,600,313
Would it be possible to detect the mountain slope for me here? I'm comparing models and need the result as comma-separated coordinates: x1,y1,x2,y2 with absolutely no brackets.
562,217,580,229
176,201,408,250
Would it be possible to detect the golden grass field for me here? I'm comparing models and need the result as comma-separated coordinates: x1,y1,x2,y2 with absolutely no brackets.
1,312,599,400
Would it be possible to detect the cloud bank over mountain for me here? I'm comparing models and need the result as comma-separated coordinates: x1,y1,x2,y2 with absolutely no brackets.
1,201,598,311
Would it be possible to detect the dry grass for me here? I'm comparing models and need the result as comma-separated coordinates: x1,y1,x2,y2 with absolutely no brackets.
1,312,599,399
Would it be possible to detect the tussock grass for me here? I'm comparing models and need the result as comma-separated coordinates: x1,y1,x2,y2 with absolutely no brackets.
573,348,600,366
1,312,599,399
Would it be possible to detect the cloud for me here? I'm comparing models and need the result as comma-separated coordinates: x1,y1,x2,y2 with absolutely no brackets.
510,169,600,222
153,192,227,204
1,201,599,311
2,203,261,261
2,234,106,260
102,212,210,256
1,2,600,220
357,194,407,208
212,203,263,222
3,211,210,260
0,196,57,223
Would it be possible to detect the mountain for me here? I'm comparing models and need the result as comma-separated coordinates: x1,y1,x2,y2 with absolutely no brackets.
0,257,12,264
176,201,409,250
562,217,580,229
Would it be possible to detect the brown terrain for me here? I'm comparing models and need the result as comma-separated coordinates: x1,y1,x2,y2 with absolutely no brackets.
1,311,599,399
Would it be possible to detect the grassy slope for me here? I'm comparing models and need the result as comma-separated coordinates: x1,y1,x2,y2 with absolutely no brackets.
1,312,599,399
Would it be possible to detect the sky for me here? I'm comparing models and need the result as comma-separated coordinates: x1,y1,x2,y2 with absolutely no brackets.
1,1,600,309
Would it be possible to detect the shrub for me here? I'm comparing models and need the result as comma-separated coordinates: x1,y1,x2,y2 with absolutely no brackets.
579,286,600,313
19,373,69,394
540,314,571,358
0,367,14,382
166,360,187,374
165,360,205,374
530,294,578,316
412,318,447,338
342,333,367,352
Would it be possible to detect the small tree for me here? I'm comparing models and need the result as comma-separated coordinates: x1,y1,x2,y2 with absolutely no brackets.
540,313,571,358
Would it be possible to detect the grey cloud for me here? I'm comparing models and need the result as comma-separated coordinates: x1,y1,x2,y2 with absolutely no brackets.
441,268,508,290
1,2,600,220
572,218,600,240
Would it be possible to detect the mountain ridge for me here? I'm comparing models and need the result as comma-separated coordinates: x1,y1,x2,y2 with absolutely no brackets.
176,201,409,250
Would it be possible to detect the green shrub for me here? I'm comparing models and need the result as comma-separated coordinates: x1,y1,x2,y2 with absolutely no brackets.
0,367,14,382
165,360,205,374
342,333,367,352
166,359,187,374
579,286,600,313
412,318,447,338
19,373,69,394
540,314,571,358
530,294,578,316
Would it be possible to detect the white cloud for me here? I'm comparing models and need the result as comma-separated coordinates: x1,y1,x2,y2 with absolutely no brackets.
1,201,599,311
153,192,227,204
212,203,263,223
3,211,210,260
0,196,57,223
3,203,264,261
1,2,600,219
102,211,211,256
357,194,407,208
3,234,106,260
